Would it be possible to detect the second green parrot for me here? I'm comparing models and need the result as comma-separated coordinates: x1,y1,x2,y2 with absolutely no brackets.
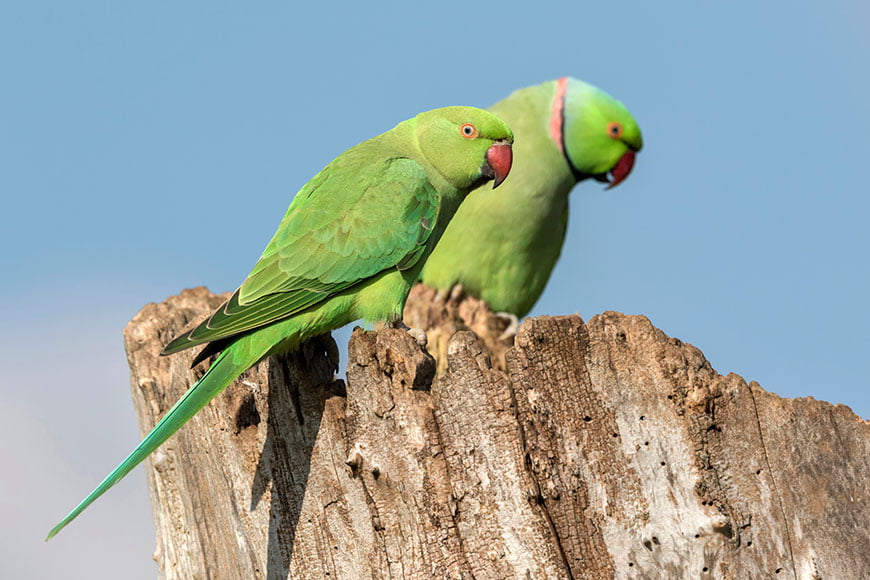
421,77,642,318
47,105,513,539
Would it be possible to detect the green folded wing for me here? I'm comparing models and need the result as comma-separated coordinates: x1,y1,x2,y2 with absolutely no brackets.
162,156,438,355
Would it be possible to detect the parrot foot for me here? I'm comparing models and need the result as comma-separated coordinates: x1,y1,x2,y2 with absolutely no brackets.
494,311,519,340
407,327,428,348
433,284,465,304
241,380,260,395
387,319,428,347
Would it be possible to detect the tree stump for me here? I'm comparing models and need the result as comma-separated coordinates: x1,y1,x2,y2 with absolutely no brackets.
123,286,870,579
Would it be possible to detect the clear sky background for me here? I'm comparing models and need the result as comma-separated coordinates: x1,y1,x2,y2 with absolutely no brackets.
2,2,867,578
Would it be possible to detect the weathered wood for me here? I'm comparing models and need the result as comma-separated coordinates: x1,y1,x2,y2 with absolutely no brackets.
124,286,870,579
403,284,515,374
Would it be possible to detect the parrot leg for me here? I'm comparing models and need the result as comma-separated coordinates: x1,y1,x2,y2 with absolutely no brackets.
495,312,519,340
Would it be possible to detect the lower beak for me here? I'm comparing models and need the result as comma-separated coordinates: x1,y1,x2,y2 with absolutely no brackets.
604,149,636,190
484,140,513,189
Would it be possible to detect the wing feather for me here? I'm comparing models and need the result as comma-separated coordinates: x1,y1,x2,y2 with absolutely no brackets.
162,155,439,355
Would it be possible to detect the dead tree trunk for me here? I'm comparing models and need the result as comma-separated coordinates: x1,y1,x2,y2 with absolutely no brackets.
123,286,870,579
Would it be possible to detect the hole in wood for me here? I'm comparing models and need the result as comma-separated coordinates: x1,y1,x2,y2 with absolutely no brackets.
234,393,261,433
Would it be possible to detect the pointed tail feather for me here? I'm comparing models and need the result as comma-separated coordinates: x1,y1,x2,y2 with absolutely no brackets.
46,346,254,540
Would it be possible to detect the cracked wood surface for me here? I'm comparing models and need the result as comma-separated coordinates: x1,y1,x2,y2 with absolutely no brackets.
124,286,870,579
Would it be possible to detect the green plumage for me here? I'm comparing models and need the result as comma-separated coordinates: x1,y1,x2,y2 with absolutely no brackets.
421,78,643,317
47,106,513,540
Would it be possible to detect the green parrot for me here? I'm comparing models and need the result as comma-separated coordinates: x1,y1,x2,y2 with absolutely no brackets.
47,106,513,540
421,77,642,318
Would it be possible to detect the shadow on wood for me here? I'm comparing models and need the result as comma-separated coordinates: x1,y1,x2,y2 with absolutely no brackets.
123,286,870,579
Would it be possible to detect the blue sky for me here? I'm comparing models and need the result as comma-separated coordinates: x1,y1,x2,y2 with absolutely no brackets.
2,2,867,577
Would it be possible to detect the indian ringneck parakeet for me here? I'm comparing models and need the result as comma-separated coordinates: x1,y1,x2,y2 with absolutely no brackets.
421,78,642,318
47,106,513,539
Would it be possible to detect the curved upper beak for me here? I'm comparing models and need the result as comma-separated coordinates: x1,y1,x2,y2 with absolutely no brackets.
483,140,513,189
603,149,636,190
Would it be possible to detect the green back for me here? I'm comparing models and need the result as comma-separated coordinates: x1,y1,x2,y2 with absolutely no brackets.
164,106,512,355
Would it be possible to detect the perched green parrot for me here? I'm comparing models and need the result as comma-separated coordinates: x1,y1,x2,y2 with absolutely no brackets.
421,77,642,318
47,106,513,539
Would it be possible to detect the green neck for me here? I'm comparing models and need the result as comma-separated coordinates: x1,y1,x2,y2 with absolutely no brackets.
379,117,470,267
489,81,576,203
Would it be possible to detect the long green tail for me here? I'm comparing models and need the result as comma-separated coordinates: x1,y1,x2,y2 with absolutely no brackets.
46,346,253,540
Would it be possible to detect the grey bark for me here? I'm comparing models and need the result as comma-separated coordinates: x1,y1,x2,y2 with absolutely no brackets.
123,285,870,579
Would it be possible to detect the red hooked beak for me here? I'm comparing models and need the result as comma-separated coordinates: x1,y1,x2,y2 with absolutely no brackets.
484,140,513,189
604,150,636,190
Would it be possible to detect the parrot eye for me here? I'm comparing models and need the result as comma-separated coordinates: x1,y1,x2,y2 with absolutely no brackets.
460,123,479,139
607,122,623,139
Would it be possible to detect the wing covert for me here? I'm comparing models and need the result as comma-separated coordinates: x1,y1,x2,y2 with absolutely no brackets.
162,156,439,355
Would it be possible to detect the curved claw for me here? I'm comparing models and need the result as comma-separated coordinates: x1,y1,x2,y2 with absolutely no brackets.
494,311,519,340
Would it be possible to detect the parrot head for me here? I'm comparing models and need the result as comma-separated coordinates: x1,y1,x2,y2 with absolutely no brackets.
558,77,643,189
417,106,514,191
